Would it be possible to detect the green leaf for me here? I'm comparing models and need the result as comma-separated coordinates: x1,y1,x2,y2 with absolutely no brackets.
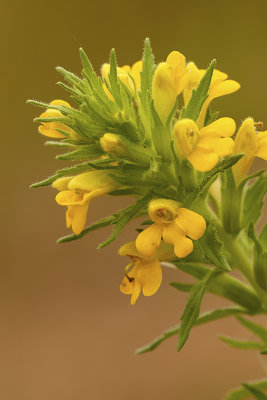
136,307,244,355
173,261,261,313
30,162,93,188
180,59,216,121
56,144,103,161
242,384,267,400
241,173,267,228
200,222,231,271
219,335,264,351
225,379,267,400
57,215,115,243
169,282,193,292
97,191,155,249
108,48,123,109
140,37,154,100
236,316,267,343
79,48,112,109
56,66,86,93
177,268,221,351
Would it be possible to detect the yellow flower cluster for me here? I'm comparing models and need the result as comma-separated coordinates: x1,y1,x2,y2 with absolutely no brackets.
35,43,267,308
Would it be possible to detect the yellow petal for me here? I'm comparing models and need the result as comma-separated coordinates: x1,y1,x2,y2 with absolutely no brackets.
55,190,83,206
232,118,258,183
52,176,73,191
50,99,71,107
233,118,257,154
162,222,193,258
175,209,206,240
166,51,185,71
130,60,142,89
120,263,135,294
198,137,234,157
135,224,163,257
173,119,200,158
256,131,267,145
118,241,140,258
209,80,240,99
256,145,267,160
68,171,114,192
129,281,142,305
121,65,131,73
200,117,236,138
183,62,202,105
38,124,65,139
188,146,219,171
211,69,228,83
152,63,176,124
66,203,89,235
137,260,162,297
119,265,142,305
100,133,128,157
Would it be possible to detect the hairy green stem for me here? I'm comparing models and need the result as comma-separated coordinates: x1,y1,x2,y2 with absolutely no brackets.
217,224,267,313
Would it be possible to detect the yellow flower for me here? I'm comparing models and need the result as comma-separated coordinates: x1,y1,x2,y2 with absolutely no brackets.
101,61,142,99
100,133,128,157
174,117,236,171
119,241,174,305
232,118,267,184
53,171,118,235
183,62,240,127
135,199,206,259
152,51,186,124
38,100,78,139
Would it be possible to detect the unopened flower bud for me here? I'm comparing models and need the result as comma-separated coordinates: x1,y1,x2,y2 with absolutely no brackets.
100,133,128,157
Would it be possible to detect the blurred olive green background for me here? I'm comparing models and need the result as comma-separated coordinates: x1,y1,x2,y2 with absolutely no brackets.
2,0,267,399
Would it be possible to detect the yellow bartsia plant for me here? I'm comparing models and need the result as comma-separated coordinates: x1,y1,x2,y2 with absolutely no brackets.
30,39,267,397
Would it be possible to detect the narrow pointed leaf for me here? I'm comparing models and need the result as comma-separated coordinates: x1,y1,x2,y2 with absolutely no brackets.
97,191,155,249
177,268,222,351
136,307,244,354
242,384,267,400
219,335,264,350
30,162,93,188
57,215,115,243
180,59,216,121
225,379,267,400
236,316,267,343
